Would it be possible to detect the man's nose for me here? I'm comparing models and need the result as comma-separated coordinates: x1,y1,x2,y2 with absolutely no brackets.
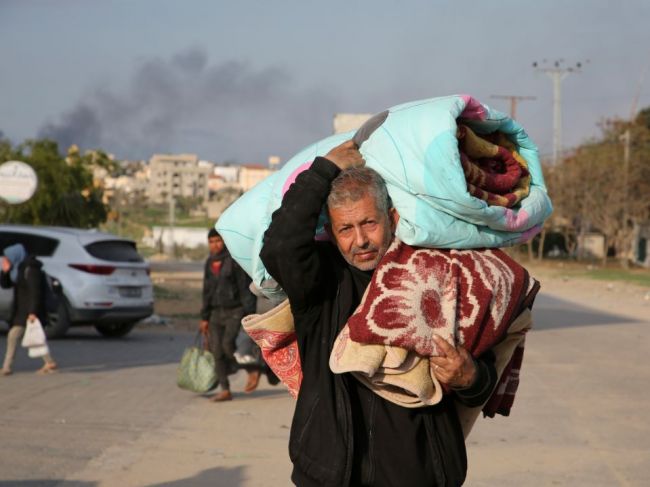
353,227,368,248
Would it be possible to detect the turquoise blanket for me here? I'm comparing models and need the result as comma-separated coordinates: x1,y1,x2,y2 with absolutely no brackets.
216,94,553,288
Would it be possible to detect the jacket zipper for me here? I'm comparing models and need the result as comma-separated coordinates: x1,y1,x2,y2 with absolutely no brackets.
364,392,377,484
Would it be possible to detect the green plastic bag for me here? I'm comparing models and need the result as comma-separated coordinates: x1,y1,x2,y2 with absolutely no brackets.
176,334,217,393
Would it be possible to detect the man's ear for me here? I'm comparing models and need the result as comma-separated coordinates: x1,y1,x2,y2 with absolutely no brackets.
389,208,400,233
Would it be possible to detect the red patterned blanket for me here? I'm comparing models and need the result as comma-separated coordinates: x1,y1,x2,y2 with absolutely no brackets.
342,240,538,416
348,241,529,355
243,240,538,420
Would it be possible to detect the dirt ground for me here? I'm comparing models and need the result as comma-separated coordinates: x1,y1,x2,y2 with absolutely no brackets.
523,260,650,320
150,272,204,331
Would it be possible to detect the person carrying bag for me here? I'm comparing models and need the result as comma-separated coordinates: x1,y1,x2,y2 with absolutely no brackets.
1,244,58,375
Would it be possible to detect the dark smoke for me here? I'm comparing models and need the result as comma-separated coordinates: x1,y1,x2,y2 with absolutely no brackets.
38,46,340,162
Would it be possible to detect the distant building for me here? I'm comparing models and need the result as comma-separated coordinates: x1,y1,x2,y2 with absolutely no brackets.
104,169,149,201
207,174,227,193
147,153,212,204
576,232,606,260
238,164,273,191
333,113,373,134
213,165,240,184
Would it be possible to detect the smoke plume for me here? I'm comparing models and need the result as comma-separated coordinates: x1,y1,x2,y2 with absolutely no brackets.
39,47,340,163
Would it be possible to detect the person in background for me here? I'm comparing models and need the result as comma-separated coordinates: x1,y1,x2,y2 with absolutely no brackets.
200,228,259,402
1,243,58,375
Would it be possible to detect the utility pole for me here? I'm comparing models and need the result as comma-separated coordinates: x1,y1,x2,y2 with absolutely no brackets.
490,95,536,120
620,129,631,268
619,62,649,267
533,59,586,165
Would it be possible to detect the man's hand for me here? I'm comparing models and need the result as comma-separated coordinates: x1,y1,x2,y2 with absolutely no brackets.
1,257,10,273
324,140,365,170
199,320,209,335
429,335,477,389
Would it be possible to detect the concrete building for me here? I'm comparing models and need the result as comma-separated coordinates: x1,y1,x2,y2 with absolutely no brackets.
238,164,273,191
214,165,240,184
147,153,212,204
576,232,606,260
333,113,373,134
104,170,149,200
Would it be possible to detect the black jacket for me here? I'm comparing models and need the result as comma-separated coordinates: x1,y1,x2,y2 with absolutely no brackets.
200,250,256,320
260,158,497,487
0,255,45,328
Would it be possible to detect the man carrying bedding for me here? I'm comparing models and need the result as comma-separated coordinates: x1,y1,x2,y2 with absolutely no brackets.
260,140,498,487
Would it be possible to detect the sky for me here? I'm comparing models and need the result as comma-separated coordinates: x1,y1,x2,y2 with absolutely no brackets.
1,0,649,165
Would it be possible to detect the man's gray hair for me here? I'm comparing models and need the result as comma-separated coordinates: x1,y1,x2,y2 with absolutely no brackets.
327,167,391,215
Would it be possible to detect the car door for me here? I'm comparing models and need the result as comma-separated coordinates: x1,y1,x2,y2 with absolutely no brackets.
0,231,60,323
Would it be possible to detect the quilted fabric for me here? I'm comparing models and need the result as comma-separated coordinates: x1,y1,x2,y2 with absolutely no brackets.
216,94,553,291
459,125,531,207
346,240,528,357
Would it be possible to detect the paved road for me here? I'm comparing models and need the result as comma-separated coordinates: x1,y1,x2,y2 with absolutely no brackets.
0,327,207,485
1,283,649,486
148,261,203,275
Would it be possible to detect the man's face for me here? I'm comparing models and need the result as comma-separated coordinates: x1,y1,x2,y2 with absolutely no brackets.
328,194,398,271
208,236,225,256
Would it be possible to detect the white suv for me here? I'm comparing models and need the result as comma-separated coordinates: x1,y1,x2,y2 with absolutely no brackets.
0,225,153,338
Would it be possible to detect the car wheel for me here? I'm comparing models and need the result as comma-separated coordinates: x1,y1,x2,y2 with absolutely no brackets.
95,321,137,338
45,301,71,339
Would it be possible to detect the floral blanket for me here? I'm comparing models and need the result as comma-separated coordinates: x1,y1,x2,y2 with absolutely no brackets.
242,240,539,431
330,240,539,419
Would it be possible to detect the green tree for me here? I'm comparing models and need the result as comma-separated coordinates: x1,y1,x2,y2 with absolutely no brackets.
0,138,108,228
546,112,650,264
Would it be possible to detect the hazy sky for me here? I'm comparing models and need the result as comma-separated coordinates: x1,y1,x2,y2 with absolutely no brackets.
1,0,649,164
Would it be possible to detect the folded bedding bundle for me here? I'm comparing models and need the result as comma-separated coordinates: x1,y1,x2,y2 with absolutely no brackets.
458,125,531,208
243,241,539,433
216,94,553,293
232,95,550,422
329,240,539,418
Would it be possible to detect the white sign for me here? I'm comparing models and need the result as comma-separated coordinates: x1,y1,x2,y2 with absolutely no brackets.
0,161,38,204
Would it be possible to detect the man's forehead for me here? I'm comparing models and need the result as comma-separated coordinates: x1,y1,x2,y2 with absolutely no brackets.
329,196,385,223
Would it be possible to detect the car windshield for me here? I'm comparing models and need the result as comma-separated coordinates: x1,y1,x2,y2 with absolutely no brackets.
84,240,144,263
